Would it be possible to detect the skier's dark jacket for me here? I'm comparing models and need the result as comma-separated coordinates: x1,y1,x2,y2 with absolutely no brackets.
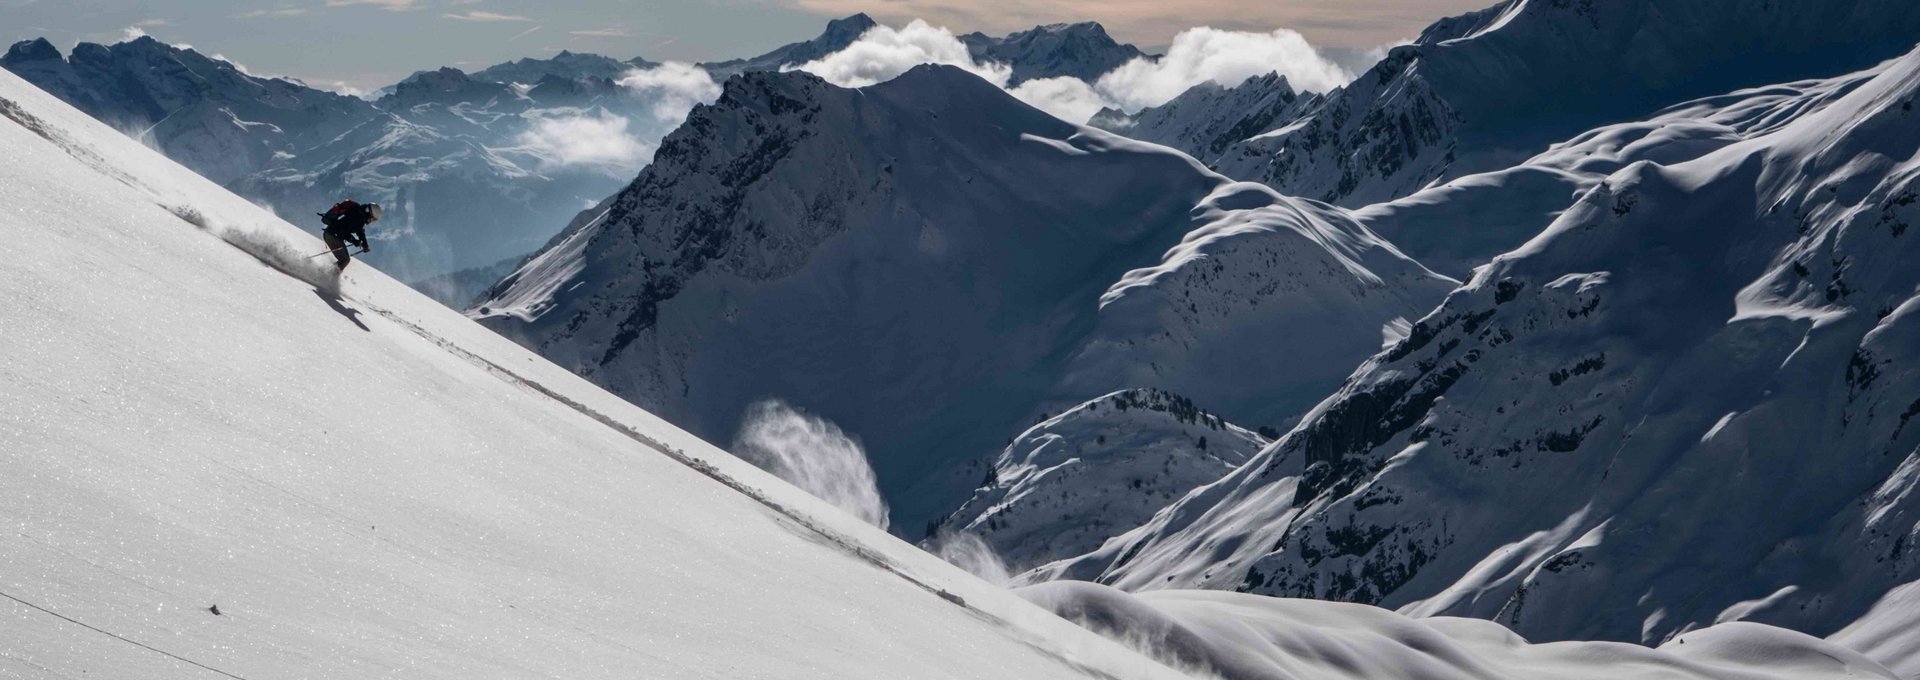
322,205,376,248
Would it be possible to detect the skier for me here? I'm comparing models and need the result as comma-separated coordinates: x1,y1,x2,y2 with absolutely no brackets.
317,200,382,268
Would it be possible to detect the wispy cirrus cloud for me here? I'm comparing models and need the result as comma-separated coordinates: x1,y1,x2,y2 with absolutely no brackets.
444,10,532,22
570,25,634,38
508,26,542,41
324,0,422,11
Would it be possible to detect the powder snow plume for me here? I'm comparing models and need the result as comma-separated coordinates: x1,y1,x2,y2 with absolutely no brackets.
926,531,1013,585
165,203,343,294
733,400,891,530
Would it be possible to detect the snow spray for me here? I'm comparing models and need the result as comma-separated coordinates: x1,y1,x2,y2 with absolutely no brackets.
733,400,891,531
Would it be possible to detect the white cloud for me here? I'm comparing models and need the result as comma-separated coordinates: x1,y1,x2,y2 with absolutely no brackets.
1007,76,1111,124
325,0,422,11
786,19,1010,89
570,25,633,38
444,10,531,22
784,20,1351,124
119,26,148,42
324,81,371,99
1093,27,1352,111
511,110,653,175
617,62,724,123
210,53,253,75
134,19,170,28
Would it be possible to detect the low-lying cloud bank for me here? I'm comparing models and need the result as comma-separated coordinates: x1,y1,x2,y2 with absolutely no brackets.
510,62,723,175
788,20,1013,88
791,20,1356,123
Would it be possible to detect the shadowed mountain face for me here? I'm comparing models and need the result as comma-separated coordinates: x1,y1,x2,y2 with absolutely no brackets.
1,36,378,185
1038,43,1920,657
961,22,1146,85
1207,0,1920,208
472,65,1449,533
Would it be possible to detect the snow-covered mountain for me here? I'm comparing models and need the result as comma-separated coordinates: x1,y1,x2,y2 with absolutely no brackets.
471,49,657,86
472,64,1448,533
0,36,377,184
1090,73,1317,166
938,389,1267,571
1204,0,1920,207
701,13,880,78
0,36,668,287
0,63,1196,680
1020,582,1896,680
229,62,666,285
1032,45,1920,676
1354,47,1896,280
961,22,1147,85
4,59,1889,680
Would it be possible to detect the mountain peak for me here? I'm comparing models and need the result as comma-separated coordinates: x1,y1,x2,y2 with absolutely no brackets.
3,38,61,65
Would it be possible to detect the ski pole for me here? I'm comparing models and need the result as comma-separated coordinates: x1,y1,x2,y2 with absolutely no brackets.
306,249,338,259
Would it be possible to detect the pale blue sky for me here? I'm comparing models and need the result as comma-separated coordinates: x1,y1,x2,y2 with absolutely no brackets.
0,0,1489,92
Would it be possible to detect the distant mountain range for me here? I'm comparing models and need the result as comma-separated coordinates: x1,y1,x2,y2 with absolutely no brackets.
2,15,1152,301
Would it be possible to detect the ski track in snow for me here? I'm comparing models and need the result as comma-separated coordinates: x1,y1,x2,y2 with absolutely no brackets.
0,78,1167,680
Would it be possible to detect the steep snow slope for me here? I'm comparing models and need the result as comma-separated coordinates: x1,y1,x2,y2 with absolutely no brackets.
473,65,1448,533
233,63,696,281
1090,73,1316,166
1021,582,1895,680
1833,580,1920,678
1,36,675,282
1061,181,1455,431
938,389,1267,571
1210,0,1920,207
1036,44,1920,663
0,67,1193,680
961,22,1146,85
1356,57,1890,278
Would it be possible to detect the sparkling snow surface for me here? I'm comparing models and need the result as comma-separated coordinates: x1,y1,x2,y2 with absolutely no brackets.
0,67,1189,680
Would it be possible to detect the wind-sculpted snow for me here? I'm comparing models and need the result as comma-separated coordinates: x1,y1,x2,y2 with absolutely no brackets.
1039,45,1920,668
938,389,1267,572
0,65,1197,680
1019,582,1896,680
734,400,892,530
474,65,1449,535
1207,0,1920,207
1354,56,1893,279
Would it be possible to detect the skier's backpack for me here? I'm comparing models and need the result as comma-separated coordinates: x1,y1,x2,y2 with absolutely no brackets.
319,200,360,228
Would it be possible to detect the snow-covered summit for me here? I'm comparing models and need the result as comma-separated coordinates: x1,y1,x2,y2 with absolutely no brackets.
1,35,377,184
1209,0,1920,207
378,66,523,111
701,13,879,77
1036,45,1920,677
471,50,655,86
473,64,1453,535
1091,72,1315,166
961,22,1147,85
0,62,1194,680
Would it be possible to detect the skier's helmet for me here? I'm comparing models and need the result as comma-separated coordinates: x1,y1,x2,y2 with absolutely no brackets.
365,203,384,222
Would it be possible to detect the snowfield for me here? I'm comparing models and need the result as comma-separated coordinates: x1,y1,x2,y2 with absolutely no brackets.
3,17,1915,680
0,66,1191,680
